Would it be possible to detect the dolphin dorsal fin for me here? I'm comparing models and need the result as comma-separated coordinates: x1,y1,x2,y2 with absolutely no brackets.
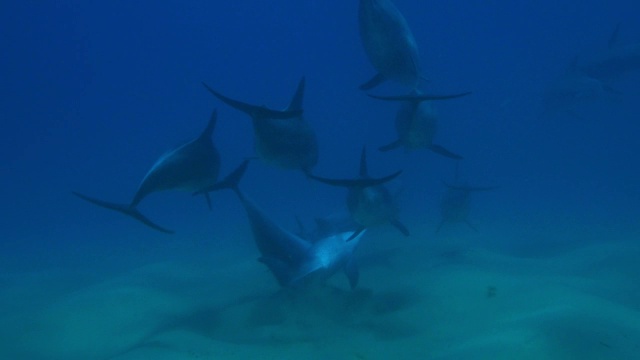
287,77,306,112
199,109,217,141
359,146,369,178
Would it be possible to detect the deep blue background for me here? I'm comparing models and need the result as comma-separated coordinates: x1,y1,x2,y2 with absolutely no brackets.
1,1,639,271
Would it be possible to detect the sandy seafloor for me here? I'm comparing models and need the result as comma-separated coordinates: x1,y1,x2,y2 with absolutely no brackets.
1,216,639,360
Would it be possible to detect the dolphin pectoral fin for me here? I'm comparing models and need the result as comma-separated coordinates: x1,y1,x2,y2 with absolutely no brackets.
72,192,174,234
390,218,410,237
379,140,402,152
344,256,359,289
428,144,463,160
359,73,386,90
368,92,472,102
204,193,212,211
202,82,302,119
347,226,367,241
308,170,402,188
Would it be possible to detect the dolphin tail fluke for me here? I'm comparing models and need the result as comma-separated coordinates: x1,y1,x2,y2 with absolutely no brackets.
428,144,463,160
72,192,174,234
287,77,306,112
359,73,386,90
202,82,302,119
368,92,472,102
608,22,621,49
344,256,359,289
390,218,410,237
308,170,402,189
379,139,402,152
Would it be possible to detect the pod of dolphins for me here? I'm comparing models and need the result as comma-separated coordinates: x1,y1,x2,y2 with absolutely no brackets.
74,0,639,290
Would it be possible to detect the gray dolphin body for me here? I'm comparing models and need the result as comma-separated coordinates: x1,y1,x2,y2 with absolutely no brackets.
358,0,421,90
200,161,364,289
308,147,408,238
202,78,318,173
368,90,471,159
437,182,496,234
73,110,221,234
580,24,640,81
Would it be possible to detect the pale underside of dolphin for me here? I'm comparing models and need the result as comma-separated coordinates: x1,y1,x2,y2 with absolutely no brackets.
73,110,222,234
358,0,421,90
368,91,471,159
202,78,319,173
307,147,409,239
197,160,363,289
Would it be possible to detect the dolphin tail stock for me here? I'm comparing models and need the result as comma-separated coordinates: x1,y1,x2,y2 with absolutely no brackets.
359,73,386,90
367,92,472,102
202,82,302,119
428,144,464,160
72,192,174,234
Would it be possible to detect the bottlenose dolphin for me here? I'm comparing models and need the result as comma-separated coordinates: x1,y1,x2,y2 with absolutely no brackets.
580,24,640,81
198,161,364,289
436,164,497,233
73,110,222,234
308,147,408,238
368,90,471,158
202,78,318,173
358,0,421,90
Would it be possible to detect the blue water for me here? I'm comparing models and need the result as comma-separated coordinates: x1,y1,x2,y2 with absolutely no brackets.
1,1,639,358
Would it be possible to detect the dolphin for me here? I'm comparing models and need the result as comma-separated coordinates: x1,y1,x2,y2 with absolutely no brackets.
358,0,421,90
198,160,365,289
368,90,471,158
580,24,640,81
307,147,408,238
202,78,318,173
436,164,497,233
72,110,222,234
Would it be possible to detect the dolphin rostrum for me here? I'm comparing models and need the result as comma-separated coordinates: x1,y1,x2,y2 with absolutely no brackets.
202,78,318,174
368,90,471,158
73,110,222,234
198,160,364,289
358,0,421,90
307,147,408,239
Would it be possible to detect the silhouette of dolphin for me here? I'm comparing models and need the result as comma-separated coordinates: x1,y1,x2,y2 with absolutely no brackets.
581,23,640,81
202,78,318,173
73,110,222,234
358,0,421,90
368,90,471,158
436,163,497,233
198,161,365,289
307,147,408,239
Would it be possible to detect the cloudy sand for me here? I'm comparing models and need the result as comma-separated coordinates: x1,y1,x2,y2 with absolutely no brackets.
1,229,639,360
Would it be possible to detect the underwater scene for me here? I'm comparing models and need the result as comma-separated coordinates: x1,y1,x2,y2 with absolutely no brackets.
1,1,640,359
